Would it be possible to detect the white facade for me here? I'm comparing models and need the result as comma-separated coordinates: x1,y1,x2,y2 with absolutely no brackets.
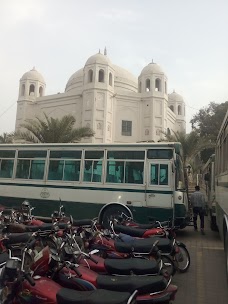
15,51,186,143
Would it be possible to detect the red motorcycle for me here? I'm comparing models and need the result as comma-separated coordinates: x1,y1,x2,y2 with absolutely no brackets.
0,243,137,304
28,243,177,304
110,218,190,273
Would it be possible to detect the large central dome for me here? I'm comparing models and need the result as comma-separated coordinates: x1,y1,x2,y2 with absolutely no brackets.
65,53,138,93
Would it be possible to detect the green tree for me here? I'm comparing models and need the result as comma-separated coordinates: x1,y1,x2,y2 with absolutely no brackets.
162,130,214,167
190,101,228,162
15,114,95,143
190,101,228,141
0,132,14,143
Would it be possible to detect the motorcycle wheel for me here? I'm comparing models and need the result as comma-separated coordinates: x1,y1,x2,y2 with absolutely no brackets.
161,255,176,276
175,244,190,273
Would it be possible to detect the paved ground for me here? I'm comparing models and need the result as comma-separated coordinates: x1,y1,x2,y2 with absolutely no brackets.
172,218,228,304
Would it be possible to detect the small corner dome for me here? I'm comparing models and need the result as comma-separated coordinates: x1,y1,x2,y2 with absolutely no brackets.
140,62,164,76
85,53,112,66
21,67,45,83
168,91,184,102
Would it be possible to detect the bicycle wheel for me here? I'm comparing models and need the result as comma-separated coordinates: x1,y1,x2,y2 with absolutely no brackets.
161,255,176,276
175,244,190,273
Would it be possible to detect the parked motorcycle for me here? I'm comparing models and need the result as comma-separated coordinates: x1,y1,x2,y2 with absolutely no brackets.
27,242,178,304
111,217,190,273
0,242,137,304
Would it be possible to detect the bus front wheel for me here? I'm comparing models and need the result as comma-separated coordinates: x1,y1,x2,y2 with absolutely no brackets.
100,204,132,229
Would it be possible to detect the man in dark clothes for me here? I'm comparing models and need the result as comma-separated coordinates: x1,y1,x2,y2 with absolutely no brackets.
190,185,206,235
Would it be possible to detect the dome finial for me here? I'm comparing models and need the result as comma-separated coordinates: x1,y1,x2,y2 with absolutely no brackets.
32,66,36,71
151,59,154,64
104,46,107,56
173,89,175,93
99,49,101,54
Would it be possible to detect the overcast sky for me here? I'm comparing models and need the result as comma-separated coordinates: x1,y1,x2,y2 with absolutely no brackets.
1,0,228,134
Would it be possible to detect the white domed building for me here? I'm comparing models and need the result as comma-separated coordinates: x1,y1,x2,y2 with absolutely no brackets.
15,51,186,143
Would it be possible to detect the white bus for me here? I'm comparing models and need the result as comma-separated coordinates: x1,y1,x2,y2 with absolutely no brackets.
214,108,228,278
0,142,189,227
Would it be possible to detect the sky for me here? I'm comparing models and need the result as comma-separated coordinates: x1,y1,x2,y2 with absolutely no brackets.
1,0,228,134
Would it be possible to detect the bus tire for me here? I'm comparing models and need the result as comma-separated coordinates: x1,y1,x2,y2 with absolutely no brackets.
100,204,132,229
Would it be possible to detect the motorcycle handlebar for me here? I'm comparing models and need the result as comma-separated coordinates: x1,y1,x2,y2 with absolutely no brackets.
25,238,36,250
72,265,82,277
24,273,35,286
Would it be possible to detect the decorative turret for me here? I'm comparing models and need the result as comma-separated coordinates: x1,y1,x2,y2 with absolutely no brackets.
168,90,186,132
138,60,168,95
18,67,46,101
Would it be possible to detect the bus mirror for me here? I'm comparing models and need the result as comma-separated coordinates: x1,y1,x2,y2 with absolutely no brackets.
177,181,185,191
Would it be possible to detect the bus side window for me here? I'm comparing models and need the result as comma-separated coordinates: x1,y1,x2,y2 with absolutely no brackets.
92,160,102,182
0,159,14,178
48,160,64,180
16,160,30,179
150,164,158,185
64,160,80,182
160,164,168,185
106,160,123,183
30,160,45,180
83,160,92,182
125,161,144,184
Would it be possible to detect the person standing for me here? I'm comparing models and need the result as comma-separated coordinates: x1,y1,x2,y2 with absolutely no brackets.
190,185,206,235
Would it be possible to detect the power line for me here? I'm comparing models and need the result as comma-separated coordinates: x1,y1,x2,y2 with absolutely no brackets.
0,101,17,119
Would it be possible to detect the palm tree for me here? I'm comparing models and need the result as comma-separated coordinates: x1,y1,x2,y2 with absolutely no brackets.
15,113,95,143
161,130,215,167
0,132,14,143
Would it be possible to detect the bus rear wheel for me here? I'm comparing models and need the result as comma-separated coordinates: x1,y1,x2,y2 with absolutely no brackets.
100,204,132,229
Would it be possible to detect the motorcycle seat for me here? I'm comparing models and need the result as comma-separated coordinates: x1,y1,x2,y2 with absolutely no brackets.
114,237,173,254
3,232,32,245
56,288,132,304
73,219,93,227
97,274,167,294
104,257,159,275
25,223,55,232
114,225,147,237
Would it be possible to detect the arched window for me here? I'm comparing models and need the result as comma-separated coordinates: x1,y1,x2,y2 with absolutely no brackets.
178,105,182,115
146,79,150,92
155,78,161,91
98,69,105,82
139,81,142,93
39,86,43,97
29,84,35,96
109,72,113,86
88,69,93,83
21,84,25,96
165,81,167,94
169,105,174,112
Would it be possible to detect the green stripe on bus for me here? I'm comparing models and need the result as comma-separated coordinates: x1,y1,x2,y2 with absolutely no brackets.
0,182,173,194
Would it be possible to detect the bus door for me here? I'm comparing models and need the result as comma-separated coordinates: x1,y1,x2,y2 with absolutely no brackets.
146,160,173,209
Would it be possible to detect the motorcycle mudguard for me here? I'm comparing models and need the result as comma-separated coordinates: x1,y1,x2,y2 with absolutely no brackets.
176,241,186,247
